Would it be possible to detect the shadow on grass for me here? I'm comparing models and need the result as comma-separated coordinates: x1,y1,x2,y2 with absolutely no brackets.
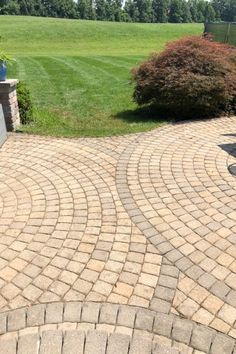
114,106,171,124
115,105,231,127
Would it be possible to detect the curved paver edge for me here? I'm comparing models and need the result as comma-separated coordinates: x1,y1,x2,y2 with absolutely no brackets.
0,301,236,353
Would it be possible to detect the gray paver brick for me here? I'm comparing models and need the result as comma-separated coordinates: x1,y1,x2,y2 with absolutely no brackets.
191,325,214,352
158,242,174,254
81,303,100,323
161,265,179,278
39,330,63,354
165,250,183,263
153,313,174,337
129,333,152,354
63,302,81,322
158,275,178,289
175,258,193,272
211,334,235,354
106,333,130,354
62,330,84,354
155,286,175,302
8,308,26,331
84,330,107,354
198,274,216,290
0,313,6,334
18,333,39,354
135,310,154,331
27,304,45,326
211,281,231,298
153,344,179,354
186,265,204,281
117,306,136,328
100,303,119,325
45,303,63,324
172,318,193,345
150,298,171,313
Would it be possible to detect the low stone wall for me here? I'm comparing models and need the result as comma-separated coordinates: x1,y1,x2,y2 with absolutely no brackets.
0,79,20,131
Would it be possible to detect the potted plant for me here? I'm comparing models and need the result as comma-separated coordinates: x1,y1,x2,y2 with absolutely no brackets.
0,53,12,81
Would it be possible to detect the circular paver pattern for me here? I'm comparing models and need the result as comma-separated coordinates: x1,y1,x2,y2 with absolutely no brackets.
0,116,236,351
117,117,236,336
0,134,167,313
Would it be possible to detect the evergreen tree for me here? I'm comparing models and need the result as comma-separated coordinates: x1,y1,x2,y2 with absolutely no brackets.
196,0,206,22
205,2,216,21
0,0,20,14
0,0,7,6
124,0,139,22
222,0,236,21
112,0,122,21
188,0,200,22
78,0,95,19
182,0,192,21
211,0,221,20
134,0,153,22
105,0,114,20
152,0,170,22
43,0,78,18
95,0,106,20
169,0,184,22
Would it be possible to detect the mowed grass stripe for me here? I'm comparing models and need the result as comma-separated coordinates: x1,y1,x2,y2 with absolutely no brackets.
51,56,123,83
92,56,143,70
17,57,62,106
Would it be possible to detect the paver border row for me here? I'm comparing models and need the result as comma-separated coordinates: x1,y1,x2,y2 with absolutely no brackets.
0,301,236,353
0,328,183,354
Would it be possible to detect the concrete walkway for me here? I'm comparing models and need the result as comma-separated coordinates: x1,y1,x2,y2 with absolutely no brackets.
0,116,236,353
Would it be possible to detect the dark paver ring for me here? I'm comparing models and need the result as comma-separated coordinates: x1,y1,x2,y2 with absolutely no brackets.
0,301,235,354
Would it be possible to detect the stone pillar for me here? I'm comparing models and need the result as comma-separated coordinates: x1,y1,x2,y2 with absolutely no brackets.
0,104,7,147
0,79,20,131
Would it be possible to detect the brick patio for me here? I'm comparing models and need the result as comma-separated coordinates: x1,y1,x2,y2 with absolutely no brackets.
0,116,236,353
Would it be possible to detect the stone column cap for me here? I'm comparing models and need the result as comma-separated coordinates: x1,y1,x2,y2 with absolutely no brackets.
0,79,19,87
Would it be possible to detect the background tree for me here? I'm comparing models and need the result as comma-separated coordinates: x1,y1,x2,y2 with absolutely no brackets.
169,0,184,22
95,0,106,20
124,0,139,22
78,0,95,19
205,3,216,21
0,0,234,23
112,0,122,21
134,0,153,22
152,0,170,22
222,0,236,21
0,0,20,14
182,0,192,21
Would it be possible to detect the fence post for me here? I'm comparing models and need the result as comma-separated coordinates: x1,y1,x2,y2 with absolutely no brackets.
225,22,231,43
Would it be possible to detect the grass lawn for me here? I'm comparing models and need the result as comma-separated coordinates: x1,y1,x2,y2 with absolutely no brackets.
1,16,203,137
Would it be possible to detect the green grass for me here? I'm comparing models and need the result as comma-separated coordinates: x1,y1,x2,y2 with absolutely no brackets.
1,16,203,137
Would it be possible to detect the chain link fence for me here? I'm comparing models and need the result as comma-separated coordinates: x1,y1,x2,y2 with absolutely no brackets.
204,22,236,46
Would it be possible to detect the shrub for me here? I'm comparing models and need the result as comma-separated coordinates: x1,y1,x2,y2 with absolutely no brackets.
132,36,236,119
17,81,33,124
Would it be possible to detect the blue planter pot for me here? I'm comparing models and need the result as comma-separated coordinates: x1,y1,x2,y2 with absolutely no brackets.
0,61,7,81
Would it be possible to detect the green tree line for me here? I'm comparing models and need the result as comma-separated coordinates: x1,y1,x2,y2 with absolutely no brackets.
0,0,235,22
